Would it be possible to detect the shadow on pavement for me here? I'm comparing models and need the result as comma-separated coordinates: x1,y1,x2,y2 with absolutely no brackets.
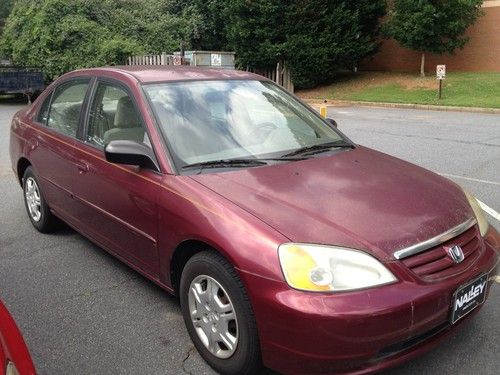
0,94,30,105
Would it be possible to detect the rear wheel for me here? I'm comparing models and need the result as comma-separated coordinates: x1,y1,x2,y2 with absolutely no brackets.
22,166,58,232
180,251,261,375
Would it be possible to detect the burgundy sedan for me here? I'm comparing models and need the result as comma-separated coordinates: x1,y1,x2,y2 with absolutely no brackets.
0,300,36,375
9,66,499,374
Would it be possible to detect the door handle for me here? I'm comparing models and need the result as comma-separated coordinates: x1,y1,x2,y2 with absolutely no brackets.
76,161,89,174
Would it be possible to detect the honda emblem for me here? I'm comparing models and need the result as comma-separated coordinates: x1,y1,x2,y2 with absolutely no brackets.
447,245,465,264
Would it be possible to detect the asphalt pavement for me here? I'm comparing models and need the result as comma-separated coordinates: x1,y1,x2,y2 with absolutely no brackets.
0,100,499,375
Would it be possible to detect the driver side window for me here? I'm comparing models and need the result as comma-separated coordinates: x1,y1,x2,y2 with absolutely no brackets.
87,82,150,148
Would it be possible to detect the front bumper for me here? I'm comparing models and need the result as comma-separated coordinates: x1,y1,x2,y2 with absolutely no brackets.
242,227,499,374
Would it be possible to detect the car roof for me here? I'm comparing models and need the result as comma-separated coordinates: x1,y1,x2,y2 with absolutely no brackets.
78,66,267,84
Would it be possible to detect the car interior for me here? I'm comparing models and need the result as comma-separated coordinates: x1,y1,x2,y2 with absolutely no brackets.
102,96,145,144
87,87,148,148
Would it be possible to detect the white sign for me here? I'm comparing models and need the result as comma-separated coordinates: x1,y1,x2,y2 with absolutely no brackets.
173,55,182,66
436,65,446,80
211,53,222,66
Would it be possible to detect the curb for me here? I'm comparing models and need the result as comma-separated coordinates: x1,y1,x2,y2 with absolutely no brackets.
302,99,500,114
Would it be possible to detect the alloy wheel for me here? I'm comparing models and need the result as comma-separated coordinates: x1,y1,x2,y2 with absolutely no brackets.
25,177,42,222
188,275,239,359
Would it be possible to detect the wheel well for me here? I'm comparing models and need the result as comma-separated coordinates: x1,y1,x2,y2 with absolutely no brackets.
17,158,31,186
170,240,219,296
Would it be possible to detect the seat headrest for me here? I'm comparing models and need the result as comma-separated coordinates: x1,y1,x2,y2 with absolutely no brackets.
114,96,140,128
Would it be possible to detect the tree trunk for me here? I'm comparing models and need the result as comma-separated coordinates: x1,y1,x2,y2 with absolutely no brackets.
420,52,425,77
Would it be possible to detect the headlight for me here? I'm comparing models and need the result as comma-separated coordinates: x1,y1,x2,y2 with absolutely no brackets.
278,244,397,292
463,190,489,236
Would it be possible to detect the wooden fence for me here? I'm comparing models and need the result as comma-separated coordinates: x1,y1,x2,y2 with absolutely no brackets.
247,61,294,93
127,54,188,66
128,54,168,66
127,54,294,93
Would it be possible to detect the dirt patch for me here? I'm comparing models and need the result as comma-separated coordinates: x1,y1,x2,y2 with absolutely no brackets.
394,75,435,90
296,72,436,99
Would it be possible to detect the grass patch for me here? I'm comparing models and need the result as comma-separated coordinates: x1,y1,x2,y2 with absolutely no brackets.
296,72,500,109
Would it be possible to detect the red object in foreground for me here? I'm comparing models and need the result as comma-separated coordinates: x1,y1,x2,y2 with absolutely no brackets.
9,66,499,374
0,300,36,375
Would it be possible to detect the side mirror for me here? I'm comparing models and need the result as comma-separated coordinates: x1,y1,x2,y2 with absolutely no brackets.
326,118,338,128
105,140,159,172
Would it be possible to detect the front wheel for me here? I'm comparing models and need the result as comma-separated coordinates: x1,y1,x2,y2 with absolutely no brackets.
179,251,261,375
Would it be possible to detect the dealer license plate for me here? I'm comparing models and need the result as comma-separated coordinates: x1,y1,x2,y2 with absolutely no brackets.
450,273,488,324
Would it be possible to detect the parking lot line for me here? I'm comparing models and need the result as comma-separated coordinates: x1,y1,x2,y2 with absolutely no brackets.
436,173,500,222
477,200,500,223
439,173,500,187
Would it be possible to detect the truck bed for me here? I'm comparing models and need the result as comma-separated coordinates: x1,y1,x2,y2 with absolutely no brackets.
0,67,45,95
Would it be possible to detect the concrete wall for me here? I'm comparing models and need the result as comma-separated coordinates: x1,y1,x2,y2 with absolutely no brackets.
360,1,500,73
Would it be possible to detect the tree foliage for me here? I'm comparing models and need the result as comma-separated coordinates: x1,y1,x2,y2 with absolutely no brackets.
167,0,229,50
383,0,484,74
1,0,388,87
225,1,286,68
225,0,387,88
0,0,203,80
0,0,14,35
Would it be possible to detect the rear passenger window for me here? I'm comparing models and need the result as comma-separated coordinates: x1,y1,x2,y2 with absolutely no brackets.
46,79,90,137
87,82,149,148
37,92,52,125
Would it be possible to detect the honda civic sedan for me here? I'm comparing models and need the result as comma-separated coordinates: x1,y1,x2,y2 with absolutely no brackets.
9,66,499,374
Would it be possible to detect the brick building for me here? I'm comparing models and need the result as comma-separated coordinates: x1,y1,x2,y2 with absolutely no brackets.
361,0,500,73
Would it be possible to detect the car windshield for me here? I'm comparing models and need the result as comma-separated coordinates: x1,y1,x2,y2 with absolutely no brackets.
144,80,348,169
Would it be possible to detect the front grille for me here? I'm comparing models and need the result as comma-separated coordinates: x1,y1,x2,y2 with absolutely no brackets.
402,225,483,281
375,323,449,360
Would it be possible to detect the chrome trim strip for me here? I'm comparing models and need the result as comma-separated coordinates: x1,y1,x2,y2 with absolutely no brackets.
393,217,477,260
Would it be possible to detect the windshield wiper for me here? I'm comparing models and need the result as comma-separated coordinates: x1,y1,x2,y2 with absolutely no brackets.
181,158,268,171
281,141,354,158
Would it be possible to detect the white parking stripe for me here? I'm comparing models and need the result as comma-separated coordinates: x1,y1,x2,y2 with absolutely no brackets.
439,173,500,187
477,200,500,223
437,173,500,222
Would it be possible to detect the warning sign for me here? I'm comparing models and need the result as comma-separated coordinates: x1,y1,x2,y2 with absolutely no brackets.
211,53,222,66
436,65,446,80
173,55,182,66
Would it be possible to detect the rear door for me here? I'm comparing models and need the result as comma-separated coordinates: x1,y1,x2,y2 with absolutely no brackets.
70,79,162,276
29,78,91,221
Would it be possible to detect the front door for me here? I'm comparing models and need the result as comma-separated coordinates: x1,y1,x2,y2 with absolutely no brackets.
71,80,162,276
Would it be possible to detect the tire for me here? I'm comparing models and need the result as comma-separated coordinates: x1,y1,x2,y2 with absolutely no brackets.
22,166,58,233
180,251,261,375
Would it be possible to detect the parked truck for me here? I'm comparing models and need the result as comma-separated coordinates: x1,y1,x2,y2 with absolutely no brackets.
0,66,45,102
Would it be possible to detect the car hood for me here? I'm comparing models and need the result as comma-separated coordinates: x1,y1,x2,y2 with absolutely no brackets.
189,146,473,261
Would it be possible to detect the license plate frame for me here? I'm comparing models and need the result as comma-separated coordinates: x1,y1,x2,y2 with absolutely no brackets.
450,273,488,324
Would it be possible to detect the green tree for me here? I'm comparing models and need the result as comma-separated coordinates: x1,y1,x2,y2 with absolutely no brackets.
383,0,484,77
225,0,386,88
0,0,203,80
0,0,14,36
226,0,287,69
284,0,387,88
167,0,229,50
